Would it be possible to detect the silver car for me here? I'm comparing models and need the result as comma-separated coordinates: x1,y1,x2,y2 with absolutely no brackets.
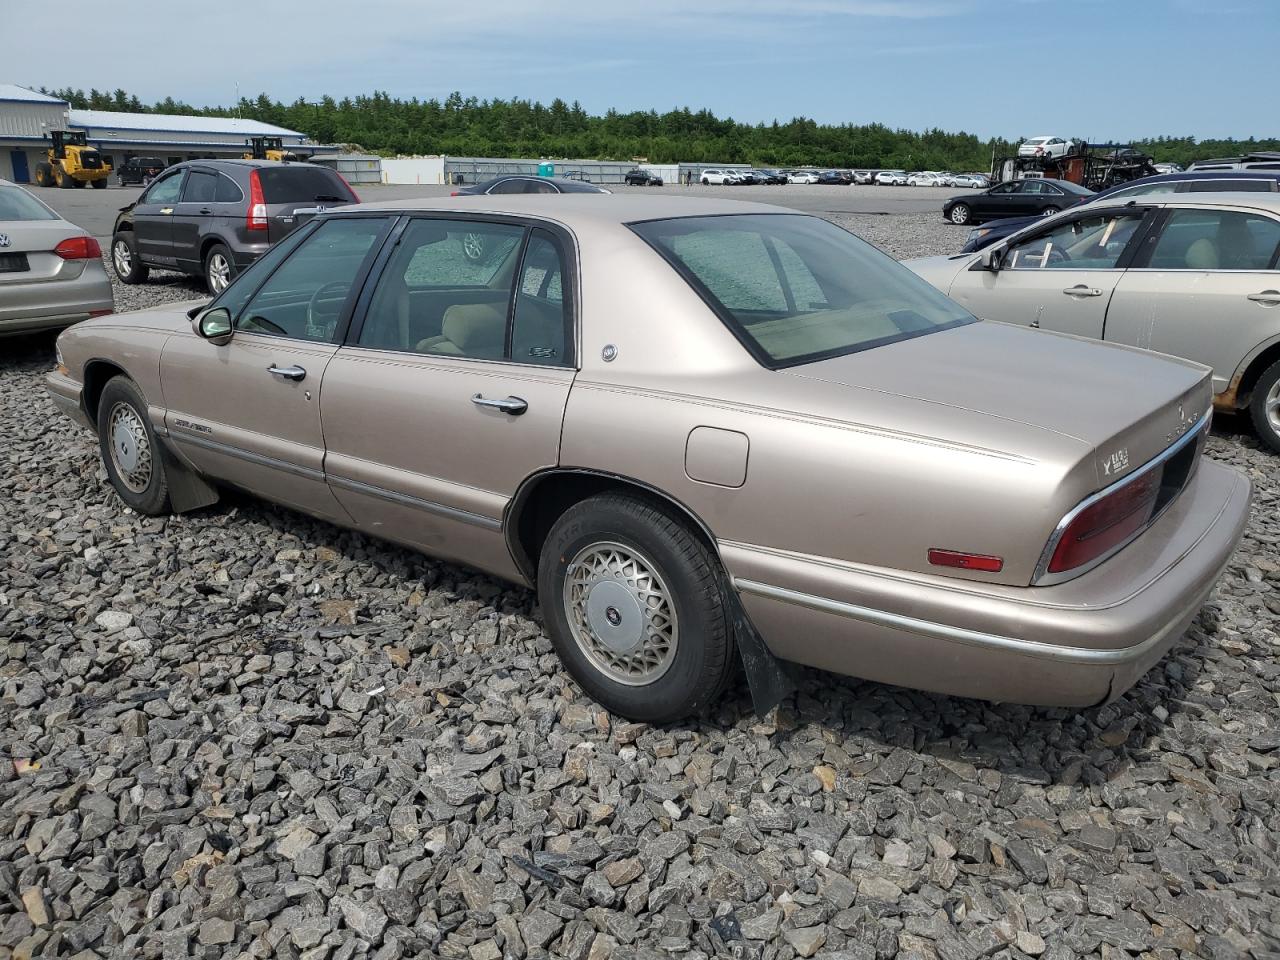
0,179,114,335
907,192,1280,451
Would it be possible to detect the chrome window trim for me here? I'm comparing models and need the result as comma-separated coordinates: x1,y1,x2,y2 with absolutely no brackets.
1032,410,1211,586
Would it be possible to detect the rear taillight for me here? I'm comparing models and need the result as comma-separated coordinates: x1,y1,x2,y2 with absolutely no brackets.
336,172,359,203
53,236,102,260
1046,471,1160,575
247,170,268,231
451,191,461,197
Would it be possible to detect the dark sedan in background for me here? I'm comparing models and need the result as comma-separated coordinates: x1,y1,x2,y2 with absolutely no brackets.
958,170,1280,252
943,178,1094,225
453,175,611,196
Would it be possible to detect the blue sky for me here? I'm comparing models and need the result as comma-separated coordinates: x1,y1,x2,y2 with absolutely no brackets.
6,0,1278,140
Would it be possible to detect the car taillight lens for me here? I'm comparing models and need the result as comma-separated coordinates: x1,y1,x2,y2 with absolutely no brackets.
53,236,102,259
336,172,359,202
1046,472,1160,574
247,170,268,231
928,549,1003,573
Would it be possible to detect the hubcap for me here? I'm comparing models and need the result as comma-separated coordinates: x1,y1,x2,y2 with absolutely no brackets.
564,541,678,686
113,240,131,274
107,402,152,493
1266,379,1280,436
208,252,231,292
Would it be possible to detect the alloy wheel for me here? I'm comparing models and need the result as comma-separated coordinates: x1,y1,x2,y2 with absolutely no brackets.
1266,378,1280,437
113,240,131,276
563,541,679,686
207,252,231,293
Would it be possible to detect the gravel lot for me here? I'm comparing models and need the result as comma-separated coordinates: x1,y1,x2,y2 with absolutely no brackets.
2,215,1278,960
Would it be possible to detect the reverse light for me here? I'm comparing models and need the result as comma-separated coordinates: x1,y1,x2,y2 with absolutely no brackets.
928,549,1003,573
1046,471,1160,575
53,236,102,260
247,170,268,231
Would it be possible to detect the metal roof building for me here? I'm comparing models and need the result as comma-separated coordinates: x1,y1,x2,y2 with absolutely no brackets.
0,83,333,184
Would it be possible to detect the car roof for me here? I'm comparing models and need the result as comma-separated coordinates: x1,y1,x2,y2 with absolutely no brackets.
1142,191,1280,212
175,158,325,170
347,194,792,226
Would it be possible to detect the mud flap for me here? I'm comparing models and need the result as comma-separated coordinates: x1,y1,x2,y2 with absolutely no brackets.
159,443,220,513
729,592,797,717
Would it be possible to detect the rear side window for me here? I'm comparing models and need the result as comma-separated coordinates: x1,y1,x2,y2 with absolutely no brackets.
215,174,243,203
1184,179,1274,193
1149,210,1280,270
255,166,355,204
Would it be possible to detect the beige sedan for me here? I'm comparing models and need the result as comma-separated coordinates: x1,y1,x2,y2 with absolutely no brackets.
47,196,1250,722
908,192,1280,452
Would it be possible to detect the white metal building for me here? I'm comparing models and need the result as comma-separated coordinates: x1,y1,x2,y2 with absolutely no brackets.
381,155,751,186
0,83,333,183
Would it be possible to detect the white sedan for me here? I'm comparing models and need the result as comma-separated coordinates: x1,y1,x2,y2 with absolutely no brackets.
907,173,942,187
1018,137,1075,160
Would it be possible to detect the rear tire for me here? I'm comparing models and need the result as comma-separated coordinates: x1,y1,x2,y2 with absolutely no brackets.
1249,359,1280,454
97,377,172,516
111,233,149,284
537,493,735,723
34,162,53,187
949,203,972,225
203,243,235,295
1041,205,1060,217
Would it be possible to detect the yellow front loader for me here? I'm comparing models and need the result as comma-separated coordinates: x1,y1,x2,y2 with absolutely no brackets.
33,131,112,189
243,136,311,163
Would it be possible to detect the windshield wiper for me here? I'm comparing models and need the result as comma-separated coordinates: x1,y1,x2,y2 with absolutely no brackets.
312,194,349,202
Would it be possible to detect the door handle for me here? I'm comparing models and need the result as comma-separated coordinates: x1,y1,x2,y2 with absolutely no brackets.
472,394,528,415
198,207,212,215
267,364,307,381
1062,285,1103,297
1247,290,1280,305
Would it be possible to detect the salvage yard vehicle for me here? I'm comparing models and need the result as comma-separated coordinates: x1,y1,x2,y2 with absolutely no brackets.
47,196,1250,722
0,179,113,335
33,131,112,190
111,158,360,294
943,177,1094,225
624,168,663,186
701,169,743,185
874,170,908,185
907,193,1280,451
453,175,610,197
1018,136,1078,160
116,156,167,186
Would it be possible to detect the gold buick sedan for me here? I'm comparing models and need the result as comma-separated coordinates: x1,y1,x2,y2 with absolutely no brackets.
47,196,1251,722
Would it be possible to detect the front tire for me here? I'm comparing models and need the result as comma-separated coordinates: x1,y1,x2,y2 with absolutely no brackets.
111,233,149,284
204,243,235,294
1249,359,1280,454
949,203,972,225
34,162,53,187
537,493,735,723
97,377,172,516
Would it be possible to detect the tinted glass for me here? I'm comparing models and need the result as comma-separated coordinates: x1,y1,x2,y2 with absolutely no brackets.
181,171,217,204
358,218,525,358
0,186,58,221
1006,213,1145,270
1148,210,1280,270
990,183,1018,194
1184,179,1274,192
632,214,973,367
512,229,570,365
256,166,354,204
1105,182,1174,199
215,174,243,202
236,217,388,341
487,179,526,195
527,180,558,194
144,171,184,205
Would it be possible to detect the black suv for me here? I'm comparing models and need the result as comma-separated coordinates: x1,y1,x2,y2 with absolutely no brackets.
117,157,167,186
110,159,359,293
623,168,663,186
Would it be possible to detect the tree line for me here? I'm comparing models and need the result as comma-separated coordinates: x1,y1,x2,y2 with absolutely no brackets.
38,86,1280,171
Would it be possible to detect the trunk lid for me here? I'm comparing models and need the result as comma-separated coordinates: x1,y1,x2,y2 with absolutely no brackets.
785,321,1212,488
0,219,84,285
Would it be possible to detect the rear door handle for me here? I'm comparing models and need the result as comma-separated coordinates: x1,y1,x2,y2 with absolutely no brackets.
198,207,212,215
1247,290,1280,305
1062,285,1103,297
472,394,527,415
268,365,307,381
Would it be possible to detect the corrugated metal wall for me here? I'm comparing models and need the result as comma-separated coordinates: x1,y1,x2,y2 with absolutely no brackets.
0,101,68,140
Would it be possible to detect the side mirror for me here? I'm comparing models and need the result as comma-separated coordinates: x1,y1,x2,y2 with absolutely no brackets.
980,246,1004,272
193,306,233,345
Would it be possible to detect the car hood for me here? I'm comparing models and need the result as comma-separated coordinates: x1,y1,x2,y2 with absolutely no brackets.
82,298,209,333
901,254,970,293
783,321,1211,486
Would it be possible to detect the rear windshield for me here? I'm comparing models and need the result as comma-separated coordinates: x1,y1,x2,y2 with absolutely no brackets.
256,166,355,204
631,213,974,368
0,186,58,221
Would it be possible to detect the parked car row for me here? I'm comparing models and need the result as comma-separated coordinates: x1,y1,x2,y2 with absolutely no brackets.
690,169,990,187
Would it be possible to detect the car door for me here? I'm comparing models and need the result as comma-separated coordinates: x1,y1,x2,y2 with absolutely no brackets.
170,167,219,272
947,208,1150,339
132,169,185,265
975,182,1021,219
161,215,394,521
1103,204,1280,394
320,216,577,581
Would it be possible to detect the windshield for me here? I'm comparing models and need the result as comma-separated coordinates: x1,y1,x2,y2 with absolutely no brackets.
631,214,975,368
0,186,58,221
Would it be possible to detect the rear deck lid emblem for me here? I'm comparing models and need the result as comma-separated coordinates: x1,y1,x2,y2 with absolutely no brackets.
0,234,10,248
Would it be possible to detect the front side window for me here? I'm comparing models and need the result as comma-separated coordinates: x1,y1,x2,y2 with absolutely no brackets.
143,171,184,205
235,216,389,341
1148,209,1280,271
631,214,973,367
358,218,528,360
1005,213,1145,270
990,182,1018,195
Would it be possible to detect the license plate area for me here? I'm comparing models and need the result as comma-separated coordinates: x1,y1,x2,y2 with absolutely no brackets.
0,253,30,273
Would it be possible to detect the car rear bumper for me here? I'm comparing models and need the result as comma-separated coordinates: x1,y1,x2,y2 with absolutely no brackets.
723,459,1251,707
0,264,114,335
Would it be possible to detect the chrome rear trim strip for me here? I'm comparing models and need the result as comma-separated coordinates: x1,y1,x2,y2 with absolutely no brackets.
328,475,502,531
733,577,1189,665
